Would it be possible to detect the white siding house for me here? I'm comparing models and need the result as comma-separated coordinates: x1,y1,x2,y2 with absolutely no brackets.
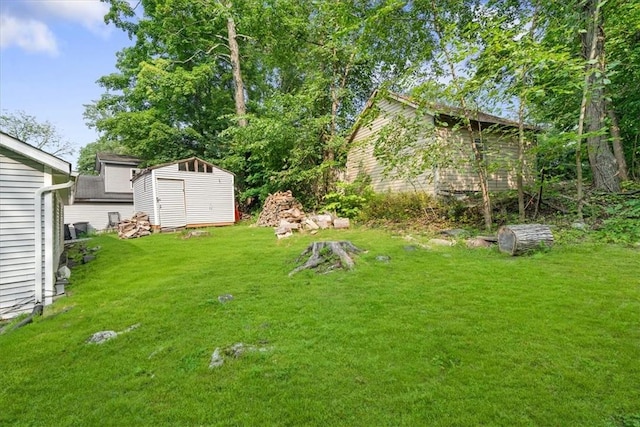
0,132,72,319
345,91,534,196
132,157,235,230
64,153,140,232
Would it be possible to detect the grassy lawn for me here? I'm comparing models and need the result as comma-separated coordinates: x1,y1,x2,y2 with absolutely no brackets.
1,225,639,426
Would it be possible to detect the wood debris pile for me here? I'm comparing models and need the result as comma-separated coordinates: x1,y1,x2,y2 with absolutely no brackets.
118,212,152,239
257,191,306,227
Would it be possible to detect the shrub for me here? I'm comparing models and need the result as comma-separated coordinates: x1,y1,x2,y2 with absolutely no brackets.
359,192,443,222
322,180,374,219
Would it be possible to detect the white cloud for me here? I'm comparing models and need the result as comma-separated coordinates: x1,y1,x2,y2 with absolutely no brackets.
36,0,112,36
0,14,59,55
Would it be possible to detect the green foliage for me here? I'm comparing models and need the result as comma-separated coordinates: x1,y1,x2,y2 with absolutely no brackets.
322,181,373,219
360,191,434,222
596,197,640,244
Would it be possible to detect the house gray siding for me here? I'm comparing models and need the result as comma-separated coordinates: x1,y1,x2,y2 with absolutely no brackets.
103,163,135,193
345,96,531,196
0,148,43,317
346,98,436,194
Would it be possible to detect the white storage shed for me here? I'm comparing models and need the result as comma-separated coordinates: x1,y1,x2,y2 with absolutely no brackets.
132,157,235,230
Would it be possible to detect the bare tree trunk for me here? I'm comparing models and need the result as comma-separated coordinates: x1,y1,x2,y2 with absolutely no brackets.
582,0,619,192
607,105,629,181
517,100,526,222
227,11,247,127
516,4,539,222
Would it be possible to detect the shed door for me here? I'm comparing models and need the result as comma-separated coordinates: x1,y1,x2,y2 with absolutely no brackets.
157,178,186,228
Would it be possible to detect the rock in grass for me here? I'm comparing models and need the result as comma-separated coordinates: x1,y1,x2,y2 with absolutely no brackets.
209,348,224,368
375,255,391,263
218,294,234,304
209,342,273,368
87,331,117,344
440,228,468,238
428,238,454,247
466,238,492,248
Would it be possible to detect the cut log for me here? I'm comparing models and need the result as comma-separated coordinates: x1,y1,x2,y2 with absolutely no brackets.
289,241,364,276
118,212,153,239
257,191,306,227
498,224,554,256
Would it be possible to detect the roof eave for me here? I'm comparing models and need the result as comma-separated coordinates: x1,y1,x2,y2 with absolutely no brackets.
0,132,71,175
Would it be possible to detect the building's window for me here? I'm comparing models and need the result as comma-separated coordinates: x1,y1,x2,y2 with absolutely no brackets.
178,159,213,173
130,168,140,189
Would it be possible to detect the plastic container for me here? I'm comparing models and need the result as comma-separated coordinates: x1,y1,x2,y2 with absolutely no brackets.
73,222,89,237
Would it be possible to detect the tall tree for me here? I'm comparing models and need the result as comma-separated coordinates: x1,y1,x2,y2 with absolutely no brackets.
224,1,247,127
0,110,75,158
580,0,620,193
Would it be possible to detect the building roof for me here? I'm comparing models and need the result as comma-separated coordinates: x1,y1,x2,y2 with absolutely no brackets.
348,90,538,145
95,152,140,174
96,153,141,164
74,175,133,202
0,131,71,175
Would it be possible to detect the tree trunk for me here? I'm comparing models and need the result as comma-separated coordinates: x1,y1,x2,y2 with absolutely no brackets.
607,105,629,181
289,241,363,276
227,12,247,127
582,0,620,192
517,99,526,222
498,224,554,256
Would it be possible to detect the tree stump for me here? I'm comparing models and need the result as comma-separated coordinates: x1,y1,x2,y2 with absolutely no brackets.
289,241,363,276
498,224,554,256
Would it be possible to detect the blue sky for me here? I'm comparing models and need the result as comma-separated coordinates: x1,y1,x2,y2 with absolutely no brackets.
0,0,134,166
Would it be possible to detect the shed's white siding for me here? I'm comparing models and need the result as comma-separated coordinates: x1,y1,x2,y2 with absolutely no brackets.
133,160,235,228
64,203,135,232
133,171,157,223
0,148,43,317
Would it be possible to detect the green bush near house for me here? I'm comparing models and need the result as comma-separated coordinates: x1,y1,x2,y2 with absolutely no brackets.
0,226,638,426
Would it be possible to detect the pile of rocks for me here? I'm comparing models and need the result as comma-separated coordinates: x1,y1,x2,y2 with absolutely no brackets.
275,214,350,239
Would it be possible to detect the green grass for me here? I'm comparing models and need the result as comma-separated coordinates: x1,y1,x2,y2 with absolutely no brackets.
1,225,639,426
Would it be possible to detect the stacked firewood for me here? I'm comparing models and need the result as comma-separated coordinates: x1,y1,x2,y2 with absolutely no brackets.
118,212,152,239
257,191,306,227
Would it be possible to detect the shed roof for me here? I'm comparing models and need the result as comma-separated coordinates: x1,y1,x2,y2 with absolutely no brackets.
0,131,71,175
74,175,133,202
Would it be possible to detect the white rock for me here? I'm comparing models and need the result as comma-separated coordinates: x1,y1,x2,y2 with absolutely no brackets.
333,218,350,229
